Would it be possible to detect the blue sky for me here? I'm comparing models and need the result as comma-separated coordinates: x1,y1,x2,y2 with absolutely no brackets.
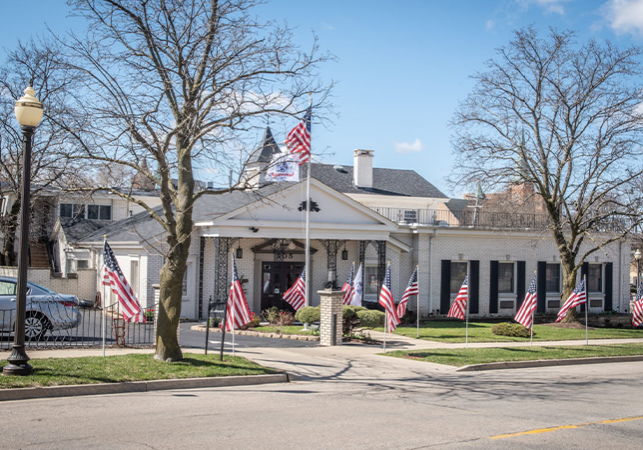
2,0,643,196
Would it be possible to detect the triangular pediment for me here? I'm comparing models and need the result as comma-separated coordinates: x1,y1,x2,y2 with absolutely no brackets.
213,179,396,230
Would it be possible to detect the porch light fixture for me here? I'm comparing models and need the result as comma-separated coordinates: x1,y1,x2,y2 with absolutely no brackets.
635,249,641,287
4,84,44,376
342,243,348,260
236,246,243,259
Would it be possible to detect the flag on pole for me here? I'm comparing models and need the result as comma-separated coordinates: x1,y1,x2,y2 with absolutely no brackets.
556,278,587,323
265,152,300,182
632,280,643,327
447,276,468,320
285,107,312,165
378,263,400,331
283,267,306,311
102,240,145,323
349,263,364,306
341,262,355,305
223,253,253,331
515,273,538,329
397,267,418,319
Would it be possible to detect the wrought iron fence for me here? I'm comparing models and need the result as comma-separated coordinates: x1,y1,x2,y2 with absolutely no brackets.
0,301,155,350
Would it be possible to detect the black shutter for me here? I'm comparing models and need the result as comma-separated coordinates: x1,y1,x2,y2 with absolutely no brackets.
469,261,479,314
537,261,547,313
440,260,451,315
581,262,589,312
605,262,613,311
516,261,526,310
489,261,498,314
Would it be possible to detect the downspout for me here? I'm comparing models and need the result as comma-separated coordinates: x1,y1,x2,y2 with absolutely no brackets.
428,228,436,314
618,240,622,312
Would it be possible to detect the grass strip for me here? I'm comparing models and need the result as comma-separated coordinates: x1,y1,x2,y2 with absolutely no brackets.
385,343,643,367
388,321,643,343
0,353,277,389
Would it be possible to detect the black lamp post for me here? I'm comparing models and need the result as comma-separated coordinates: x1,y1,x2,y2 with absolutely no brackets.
3,85,43,376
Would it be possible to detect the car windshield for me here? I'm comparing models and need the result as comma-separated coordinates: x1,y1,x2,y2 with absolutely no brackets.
27,281,57,295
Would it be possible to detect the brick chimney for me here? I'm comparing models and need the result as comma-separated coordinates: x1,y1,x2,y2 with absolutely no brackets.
353,149,374,188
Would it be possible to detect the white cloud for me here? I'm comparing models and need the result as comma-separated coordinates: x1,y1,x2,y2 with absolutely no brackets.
602,0,643,35
517,0,572,15
394,138,425,154
486,20,496,31
321,22,336,31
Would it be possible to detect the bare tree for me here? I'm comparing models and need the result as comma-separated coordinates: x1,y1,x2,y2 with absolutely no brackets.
451,27,643,321
0,38,79,265
58,0,332,361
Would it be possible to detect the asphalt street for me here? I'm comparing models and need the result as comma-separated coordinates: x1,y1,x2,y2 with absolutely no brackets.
1,323,642,449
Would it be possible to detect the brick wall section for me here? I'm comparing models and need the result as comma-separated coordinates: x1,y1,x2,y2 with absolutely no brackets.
0,267,97,300
319,289,343,346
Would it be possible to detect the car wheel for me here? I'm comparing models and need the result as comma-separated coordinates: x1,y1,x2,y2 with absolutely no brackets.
24,314,48,341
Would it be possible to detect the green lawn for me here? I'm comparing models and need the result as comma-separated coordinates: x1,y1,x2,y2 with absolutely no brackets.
385,343,643,367
386,321,643,343
0,353,277,389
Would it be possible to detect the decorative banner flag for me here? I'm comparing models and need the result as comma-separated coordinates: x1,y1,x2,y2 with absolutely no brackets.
285,106,312,165
397,267,418,319
515,273,538,329
102,240,145,323
265,152,300,182
447,276,468,320
283,267,306,311
378,263,400,331
632,280,643,327
223,253,253,331
341,262,355,305
556,278,586,323
349,263,364,306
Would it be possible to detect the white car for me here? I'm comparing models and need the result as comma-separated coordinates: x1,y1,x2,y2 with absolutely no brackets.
0,276,82,340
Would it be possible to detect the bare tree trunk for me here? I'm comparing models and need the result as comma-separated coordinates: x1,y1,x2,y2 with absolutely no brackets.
155,255,187,361
0,199,20,266
560,257,579,323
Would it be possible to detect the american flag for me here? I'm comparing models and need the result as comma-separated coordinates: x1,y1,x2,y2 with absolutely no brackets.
632,280,643,327
447,276,468,320
224,253,253,331
284,106,312,165
556,278,586,323
341,262,355,305
378,263,400,331
283,267,306,311
102,240,144,323
515,273,538,329
397,267,418,319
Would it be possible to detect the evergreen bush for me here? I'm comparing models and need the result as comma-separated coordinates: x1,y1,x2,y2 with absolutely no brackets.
491,322,531,338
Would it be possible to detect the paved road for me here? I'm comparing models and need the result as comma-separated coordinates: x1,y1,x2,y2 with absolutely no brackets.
2,323,643,449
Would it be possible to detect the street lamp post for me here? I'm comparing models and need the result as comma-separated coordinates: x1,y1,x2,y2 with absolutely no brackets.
3,85,43,376
635,249,641,289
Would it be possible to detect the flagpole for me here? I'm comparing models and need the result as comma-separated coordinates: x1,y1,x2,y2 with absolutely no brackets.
383,313,388,351
529,310,534,347
584,274,588,346
304,95,312,307
102,235,107,358
416,265,420,338
230,251,236,356
465,263,470,349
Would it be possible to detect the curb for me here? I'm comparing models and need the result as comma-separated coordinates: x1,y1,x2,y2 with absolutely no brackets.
457,355,643,372
0,373,290,402
193,325,320,341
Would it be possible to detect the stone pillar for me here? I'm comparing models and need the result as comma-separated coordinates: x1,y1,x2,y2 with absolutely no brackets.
319,289,344,346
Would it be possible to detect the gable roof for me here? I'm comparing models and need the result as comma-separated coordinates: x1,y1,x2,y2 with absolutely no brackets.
306,163,448,198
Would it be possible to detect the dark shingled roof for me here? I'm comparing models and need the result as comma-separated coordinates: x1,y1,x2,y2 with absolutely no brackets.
247,127,281,164
306,164,448,198
71,163,447,244
60,218,112,242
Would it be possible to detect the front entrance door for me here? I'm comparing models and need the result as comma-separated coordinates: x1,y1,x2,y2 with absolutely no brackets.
260,261,305,312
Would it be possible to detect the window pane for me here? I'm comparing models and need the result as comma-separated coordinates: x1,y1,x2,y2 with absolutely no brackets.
588,264,603,292
450,262,467,294
364,266,379,296
498,262,515,293
546,263,560,293
60,204,73,218
72,204,85,218
76,260,89,270
100,205,111,220
87,205,99,219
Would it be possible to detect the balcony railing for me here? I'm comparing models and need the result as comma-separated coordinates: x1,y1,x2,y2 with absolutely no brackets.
369,207,553,230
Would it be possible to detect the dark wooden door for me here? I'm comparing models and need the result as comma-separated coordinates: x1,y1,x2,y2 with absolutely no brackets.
260,261,304,312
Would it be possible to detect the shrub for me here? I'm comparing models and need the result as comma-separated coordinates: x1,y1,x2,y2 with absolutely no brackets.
491,322,531,338
261,307,280,324
295,306,320,324
275,310,295,326
208,317,221,328
357,309,385,328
